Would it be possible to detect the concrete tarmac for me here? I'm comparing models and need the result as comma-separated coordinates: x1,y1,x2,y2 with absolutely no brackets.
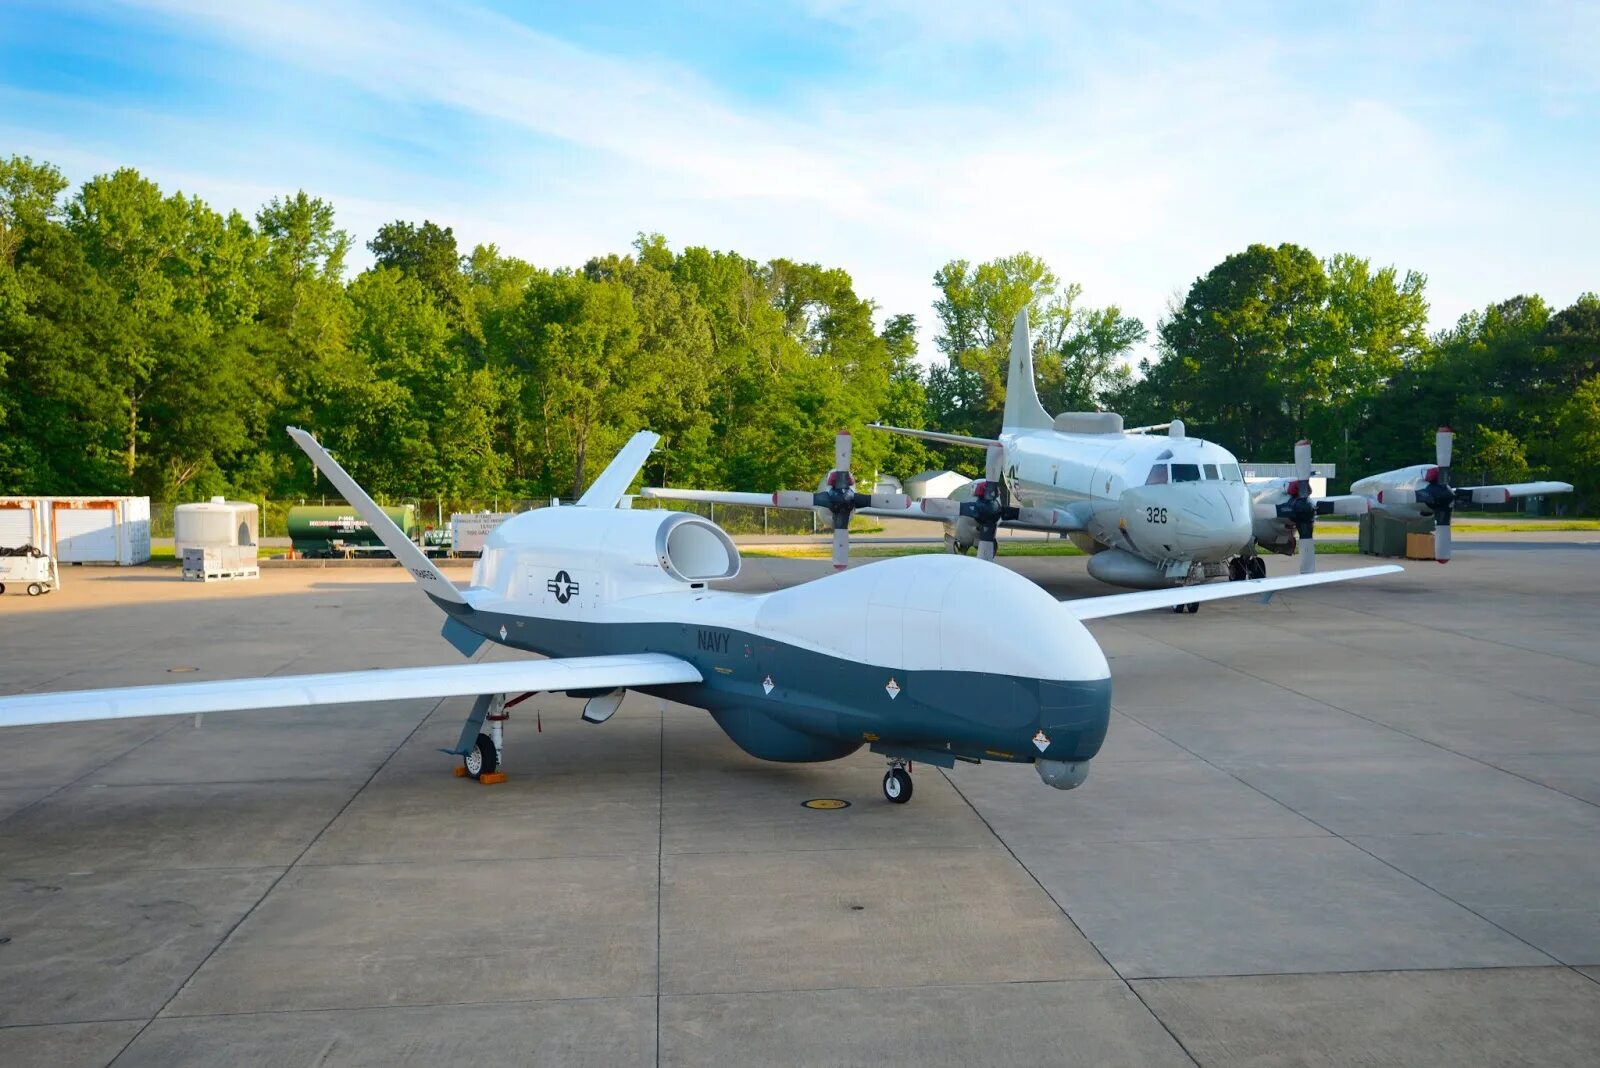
1,543,1598,1066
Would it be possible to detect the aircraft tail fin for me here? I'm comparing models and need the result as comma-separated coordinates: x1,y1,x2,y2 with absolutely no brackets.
1002,307,1053,432
576,431,661,507
287,427,470,611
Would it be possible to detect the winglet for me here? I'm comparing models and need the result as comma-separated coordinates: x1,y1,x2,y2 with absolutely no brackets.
286,427,469,608
576,431,660,508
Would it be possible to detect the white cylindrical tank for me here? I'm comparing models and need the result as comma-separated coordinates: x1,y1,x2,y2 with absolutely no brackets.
175,497,260,554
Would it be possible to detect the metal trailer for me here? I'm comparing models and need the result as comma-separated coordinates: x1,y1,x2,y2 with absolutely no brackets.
0,547,60,596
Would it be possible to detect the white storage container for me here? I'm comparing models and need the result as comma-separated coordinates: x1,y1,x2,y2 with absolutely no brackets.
175,497,259,553
0,497,150,564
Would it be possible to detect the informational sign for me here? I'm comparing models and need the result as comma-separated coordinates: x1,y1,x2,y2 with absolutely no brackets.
450,512,513,556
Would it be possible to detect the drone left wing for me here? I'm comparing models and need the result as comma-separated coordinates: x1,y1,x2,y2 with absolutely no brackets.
1064,564,1403,620
0,653,702,729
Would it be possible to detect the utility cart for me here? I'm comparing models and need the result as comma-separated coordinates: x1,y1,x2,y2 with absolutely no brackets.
0,546,59,596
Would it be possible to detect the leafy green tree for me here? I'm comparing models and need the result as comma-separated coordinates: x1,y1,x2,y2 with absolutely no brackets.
928,253,1058,436
506,270,642,499
369,219,476,340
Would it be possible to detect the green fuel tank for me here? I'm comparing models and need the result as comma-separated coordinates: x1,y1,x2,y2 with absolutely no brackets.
287,504,418,557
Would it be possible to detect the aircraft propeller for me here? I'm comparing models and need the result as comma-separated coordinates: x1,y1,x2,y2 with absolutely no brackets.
1266,439,1370,574
1276,439,1319,575
1412,427,1457,562
920,444,1046,561
773,430,908,570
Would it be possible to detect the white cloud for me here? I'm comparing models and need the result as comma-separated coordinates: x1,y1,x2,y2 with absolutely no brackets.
36,0,1600,365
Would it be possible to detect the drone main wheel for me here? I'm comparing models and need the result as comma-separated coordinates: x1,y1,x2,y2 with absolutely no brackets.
1247,557,1267,579
883,767,913,804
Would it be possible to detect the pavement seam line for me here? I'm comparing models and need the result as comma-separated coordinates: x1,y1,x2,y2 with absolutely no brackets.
102,675,474,1066
655,701,665,1068
1149,594,1600,728
1,718,189,826
936,766,1203,1068
1113,700,1567,970
1108,615,1600,812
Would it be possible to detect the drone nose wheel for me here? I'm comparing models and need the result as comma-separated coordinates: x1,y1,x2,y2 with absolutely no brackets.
882,764,913,803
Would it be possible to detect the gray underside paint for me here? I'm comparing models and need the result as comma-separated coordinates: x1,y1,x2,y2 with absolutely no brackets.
451,605,1111,767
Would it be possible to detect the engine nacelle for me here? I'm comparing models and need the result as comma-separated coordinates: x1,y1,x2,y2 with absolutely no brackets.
475,507,740,601
1085,547,1171,589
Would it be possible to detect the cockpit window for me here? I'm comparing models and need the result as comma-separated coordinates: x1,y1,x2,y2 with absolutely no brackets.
1220,463,1242,482
1144,464,1168,486
1203,464,1219,480
1171,463,1201,483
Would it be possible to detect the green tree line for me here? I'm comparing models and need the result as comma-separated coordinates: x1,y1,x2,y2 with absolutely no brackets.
1,157,1594,508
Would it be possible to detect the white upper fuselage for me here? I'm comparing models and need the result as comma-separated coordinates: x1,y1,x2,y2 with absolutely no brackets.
465,506,1110,684
999,426,1254,565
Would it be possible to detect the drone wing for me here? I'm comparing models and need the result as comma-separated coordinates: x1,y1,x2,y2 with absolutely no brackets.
0,653,702,729
1063,564,1403,620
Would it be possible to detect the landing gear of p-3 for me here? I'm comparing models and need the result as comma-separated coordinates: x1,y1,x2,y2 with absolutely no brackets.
1171,601,1201,614
882,760,913,803
1229,555,1267,581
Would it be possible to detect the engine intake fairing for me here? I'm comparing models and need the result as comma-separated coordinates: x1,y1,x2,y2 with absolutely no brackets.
475,508,740,599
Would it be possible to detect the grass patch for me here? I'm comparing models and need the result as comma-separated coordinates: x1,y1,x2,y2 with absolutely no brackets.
742,540,1086,560
743,540,1376,561
148,545,281,561
1313,518,1599,532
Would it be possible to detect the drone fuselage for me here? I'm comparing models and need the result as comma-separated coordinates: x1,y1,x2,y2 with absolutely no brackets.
453,507,1111,775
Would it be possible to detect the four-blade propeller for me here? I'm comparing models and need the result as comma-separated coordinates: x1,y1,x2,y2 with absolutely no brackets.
919,445,1020,560
1261,439,1369,574
773,430,909,569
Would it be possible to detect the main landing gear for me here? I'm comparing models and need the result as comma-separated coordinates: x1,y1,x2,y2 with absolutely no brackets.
1229,555,1266,581
1171,601,1201,614
882,760,913,803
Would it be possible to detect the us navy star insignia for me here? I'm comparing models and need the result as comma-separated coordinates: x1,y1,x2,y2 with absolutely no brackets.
885,677,900,700
499,625,508,642
1032,729,1050,752
762,675,775,695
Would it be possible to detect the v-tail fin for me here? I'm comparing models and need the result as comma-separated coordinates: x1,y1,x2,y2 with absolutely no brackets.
286,427,470,609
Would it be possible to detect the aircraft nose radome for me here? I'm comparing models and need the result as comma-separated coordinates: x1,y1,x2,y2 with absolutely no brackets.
1173,484,1253,556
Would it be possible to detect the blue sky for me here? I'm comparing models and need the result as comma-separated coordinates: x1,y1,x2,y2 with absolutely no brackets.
2,0,1595,358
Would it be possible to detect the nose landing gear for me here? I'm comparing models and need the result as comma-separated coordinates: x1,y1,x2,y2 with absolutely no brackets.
449,692,520,784
882,760,914,803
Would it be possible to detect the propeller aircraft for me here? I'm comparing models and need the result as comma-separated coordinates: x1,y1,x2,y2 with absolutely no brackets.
1249,428,1573,570
0,428,1403,802
646,309,1261,604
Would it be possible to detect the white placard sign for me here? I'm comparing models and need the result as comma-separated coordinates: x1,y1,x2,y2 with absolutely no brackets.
450,512,513,555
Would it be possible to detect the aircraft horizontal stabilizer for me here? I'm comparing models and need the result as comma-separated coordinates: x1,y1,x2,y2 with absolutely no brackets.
640,488,780,508
867,424,1001,449
1063,564,1403,620
0,653,703,729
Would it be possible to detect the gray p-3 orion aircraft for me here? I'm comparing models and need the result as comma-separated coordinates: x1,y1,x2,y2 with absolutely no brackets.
0,428,1400,803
